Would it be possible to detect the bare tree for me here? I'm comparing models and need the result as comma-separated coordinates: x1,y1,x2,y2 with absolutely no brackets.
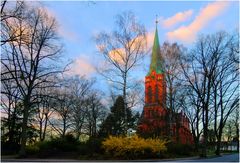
1,1,26,45
95,11,147,133
68,76,94,139
161,42,187,141
180,35,217,157
1,5,64,156
1,72,22,145
182,87,203,151
210,32,239,155
232,107,239,152
180,31,239,157
48,76,105,139
49,82,73,138
33,86,55,141
85,91,107,138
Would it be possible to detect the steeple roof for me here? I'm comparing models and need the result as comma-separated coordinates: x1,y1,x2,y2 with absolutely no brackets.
148,26,164,75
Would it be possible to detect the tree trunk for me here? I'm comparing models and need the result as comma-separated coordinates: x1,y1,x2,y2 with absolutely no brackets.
215,133,222,156
191,125,199,151
9,109,17,144
93,118,97,137
237,127,239,152
176,115,180,143
215,120,223,156
63,116,66,138
42,114,48,141
195,136,199,152
19,98,30,157
39,119,43,141
123,73,127,135
201,104,208,158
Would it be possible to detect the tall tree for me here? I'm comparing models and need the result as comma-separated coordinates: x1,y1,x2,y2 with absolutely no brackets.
209,32,239,155
180,35,217,157
49,81,73,138
85,91,107,138
231,108,239,152
1,72,22,146
180,31,239,157
161,42,186,141
95,11,147,133
33,86,55,141
182,89,203,151
67,76,95,139
99,96,136,137
1,4,64,156
1,1,26,45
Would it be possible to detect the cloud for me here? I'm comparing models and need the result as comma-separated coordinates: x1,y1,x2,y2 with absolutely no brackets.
65,56,95,76
40,5,80,42
161,10,193,28
166,1,230,43
108,48,126,65
97,34,148,65
146,32,155,49
58,27,80,42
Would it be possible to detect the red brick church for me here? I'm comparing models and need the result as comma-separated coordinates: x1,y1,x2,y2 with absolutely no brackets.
138,24,193,144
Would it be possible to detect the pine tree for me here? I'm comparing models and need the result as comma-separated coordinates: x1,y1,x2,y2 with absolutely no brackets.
99,96,136,137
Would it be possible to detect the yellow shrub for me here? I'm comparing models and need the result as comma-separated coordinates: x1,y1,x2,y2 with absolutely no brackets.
102,135,167,159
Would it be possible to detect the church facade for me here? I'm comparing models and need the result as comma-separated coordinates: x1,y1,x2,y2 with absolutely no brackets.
138,26,193,144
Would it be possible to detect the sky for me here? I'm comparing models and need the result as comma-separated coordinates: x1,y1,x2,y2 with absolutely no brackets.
41,0,239,109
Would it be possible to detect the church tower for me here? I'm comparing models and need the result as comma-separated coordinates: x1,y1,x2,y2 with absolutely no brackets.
145,25,166,111
138,23,169,137
138,21,193,144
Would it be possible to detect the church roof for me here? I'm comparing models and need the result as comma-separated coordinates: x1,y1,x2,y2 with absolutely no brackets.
148,26,164,75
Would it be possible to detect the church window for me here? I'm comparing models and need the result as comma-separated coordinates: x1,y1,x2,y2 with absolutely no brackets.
148,86,152,103
155,85,159,103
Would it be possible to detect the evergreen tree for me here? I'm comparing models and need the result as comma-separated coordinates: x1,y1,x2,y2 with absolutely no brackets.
99,96,136,137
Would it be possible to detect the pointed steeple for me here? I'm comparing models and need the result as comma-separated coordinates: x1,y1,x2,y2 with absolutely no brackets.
148,21,164,75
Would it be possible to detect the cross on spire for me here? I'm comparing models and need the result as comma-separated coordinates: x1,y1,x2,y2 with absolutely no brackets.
148,15,164,75
155,14,158,25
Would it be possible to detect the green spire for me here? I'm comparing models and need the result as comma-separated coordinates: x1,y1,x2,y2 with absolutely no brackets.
148,26,164,75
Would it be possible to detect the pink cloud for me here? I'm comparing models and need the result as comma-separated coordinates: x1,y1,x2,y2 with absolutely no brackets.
97,34,149,65
40,5,80,42
146,32,155,49
161,10,193,28
65,56,95,76
58,27,80,42
166,1,230,43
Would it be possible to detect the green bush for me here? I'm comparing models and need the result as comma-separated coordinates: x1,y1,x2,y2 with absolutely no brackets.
23,135,105,158
48,138,78,152
86,137,104,154
26,145,39,155
77,137,104,156
37,140,57,157
1,141,20,155
36,134,80,157
166,142,195,157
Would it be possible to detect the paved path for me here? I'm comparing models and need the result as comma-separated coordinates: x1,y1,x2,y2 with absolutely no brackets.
1,153,239,162
167,153,239,162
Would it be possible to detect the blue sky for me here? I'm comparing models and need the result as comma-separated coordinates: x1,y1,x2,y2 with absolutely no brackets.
42,1,239,106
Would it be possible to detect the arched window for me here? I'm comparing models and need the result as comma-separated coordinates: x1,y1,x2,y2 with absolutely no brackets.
155,85,159,103
148,86,152,103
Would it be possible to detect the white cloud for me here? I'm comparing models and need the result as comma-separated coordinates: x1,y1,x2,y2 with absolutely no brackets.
161,10,193,28
58,27,80,42
65,55,95,77
166,1,230,43
40,5,80,42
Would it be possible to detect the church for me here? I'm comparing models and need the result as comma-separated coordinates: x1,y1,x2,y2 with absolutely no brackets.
138,24,193,144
